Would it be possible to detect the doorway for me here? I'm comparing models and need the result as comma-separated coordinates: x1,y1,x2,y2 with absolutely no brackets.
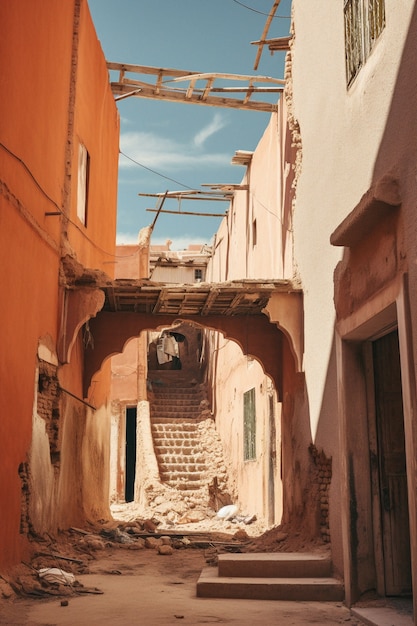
125,407,137,502
371,329,412,596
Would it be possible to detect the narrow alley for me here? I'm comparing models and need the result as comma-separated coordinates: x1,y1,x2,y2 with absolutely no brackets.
1,1,417,626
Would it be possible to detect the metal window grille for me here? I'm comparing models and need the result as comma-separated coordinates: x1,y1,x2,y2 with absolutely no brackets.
367,0,386,50
244,388,256,461
344,0,385,86
344,0,364,86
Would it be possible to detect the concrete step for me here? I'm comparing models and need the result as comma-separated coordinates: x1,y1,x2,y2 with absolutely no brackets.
218,552,333,578
197,566,344,602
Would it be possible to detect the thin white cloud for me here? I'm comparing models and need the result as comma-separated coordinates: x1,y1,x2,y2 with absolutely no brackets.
116,232,141,245
119,130,229,170
193,113,227,147
116,232,214,250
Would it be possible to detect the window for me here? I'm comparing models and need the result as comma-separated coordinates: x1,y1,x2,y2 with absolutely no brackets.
344,0,385,86
243,388,256,461
77,143,90,225
194,268,203,282
252,218,257,247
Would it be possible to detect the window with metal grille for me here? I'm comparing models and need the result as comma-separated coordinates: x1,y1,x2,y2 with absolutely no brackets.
243,388,256,461
344,0,385,86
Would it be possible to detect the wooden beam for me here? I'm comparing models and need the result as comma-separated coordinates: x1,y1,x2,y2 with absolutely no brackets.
111,82,278,112
251,36,292,52
146,208,226,217
253,0,283,70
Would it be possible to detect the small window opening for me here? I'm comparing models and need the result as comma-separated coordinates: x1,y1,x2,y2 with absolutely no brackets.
243,388,256,461
77,143,90,225
252,218,257,246
194,268,203,282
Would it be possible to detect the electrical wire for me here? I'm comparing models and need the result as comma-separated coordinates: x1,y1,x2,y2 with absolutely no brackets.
0,141,138,259
119,149,194,190
230,0,290,18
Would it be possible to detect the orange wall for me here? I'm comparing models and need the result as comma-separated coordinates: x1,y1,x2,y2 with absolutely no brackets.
0,0,119,569
67,1,119,274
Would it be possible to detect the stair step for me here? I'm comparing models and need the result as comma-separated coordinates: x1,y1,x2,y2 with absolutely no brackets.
151,419,201,427
159,461,206,469
197,567,344,602
218,553,332,578
152,437,199,445
154,446,200,455
160,471,203,480
164,480,205,490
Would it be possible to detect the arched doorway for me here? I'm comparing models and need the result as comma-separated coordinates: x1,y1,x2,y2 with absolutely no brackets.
107,319,283,529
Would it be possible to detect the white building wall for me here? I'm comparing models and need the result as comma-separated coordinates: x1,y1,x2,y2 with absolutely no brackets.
206,100,293,526
208,103,294,283
290,0,415,439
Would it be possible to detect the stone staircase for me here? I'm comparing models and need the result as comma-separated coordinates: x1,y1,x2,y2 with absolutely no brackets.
149,376,209,492
197,552,344,601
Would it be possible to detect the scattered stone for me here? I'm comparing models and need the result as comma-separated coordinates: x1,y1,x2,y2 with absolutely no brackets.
158,545,174,555
60,599,69,607
233,529,249,541
0,578,15,599
145,537,160,549
143,519,157,533
83,537,106,551
160,536,172,546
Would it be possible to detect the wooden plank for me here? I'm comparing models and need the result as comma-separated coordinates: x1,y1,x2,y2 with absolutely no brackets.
253,0,283,70
107,62,195,78
146,208,227,218
110,82,279,112
186,78,197,99
202,77,214,100
251,36,292,51
168,72,285,85
201,290,220,316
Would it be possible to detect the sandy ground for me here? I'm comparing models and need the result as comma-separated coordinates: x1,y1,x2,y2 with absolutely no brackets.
0,506,369,626
0,540,364,626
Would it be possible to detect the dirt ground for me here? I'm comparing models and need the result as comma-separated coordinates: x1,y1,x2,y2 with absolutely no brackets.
0,508,368,626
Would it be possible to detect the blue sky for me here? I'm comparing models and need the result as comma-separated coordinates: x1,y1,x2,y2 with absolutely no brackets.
88,0,292,249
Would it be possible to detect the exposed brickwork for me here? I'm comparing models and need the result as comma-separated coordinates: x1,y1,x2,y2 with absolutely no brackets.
309,444,332,543
18,461,32,535
37,360,61,463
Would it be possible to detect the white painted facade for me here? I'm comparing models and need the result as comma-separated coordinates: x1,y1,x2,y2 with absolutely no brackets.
207,1,417,617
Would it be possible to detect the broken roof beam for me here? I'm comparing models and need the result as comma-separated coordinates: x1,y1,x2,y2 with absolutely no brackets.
139,190,233,202
146,208,227,218
253,0,283,70
201,289,220,315
107,63,282,112
251,36,292,52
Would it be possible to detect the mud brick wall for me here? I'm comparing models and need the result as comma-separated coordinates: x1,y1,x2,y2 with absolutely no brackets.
309,444,332,543
37,360,61,462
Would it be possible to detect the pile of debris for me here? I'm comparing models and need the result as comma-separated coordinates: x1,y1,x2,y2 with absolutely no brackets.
0,518,252,601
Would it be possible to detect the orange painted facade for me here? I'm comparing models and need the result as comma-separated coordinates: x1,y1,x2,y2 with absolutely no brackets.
0,0,119,569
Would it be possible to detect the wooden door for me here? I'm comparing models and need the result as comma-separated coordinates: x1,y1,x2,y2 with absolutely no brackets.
372,330,412,595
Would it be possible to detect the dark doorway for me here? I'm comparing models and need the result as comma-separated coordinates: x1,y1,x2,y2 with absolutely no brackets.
125,407,137,502
268,393,276,525
372,330,412,596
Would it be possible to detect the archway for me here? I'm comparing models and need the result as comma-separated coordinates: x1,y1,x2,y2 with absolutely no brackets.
106,316,287,530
